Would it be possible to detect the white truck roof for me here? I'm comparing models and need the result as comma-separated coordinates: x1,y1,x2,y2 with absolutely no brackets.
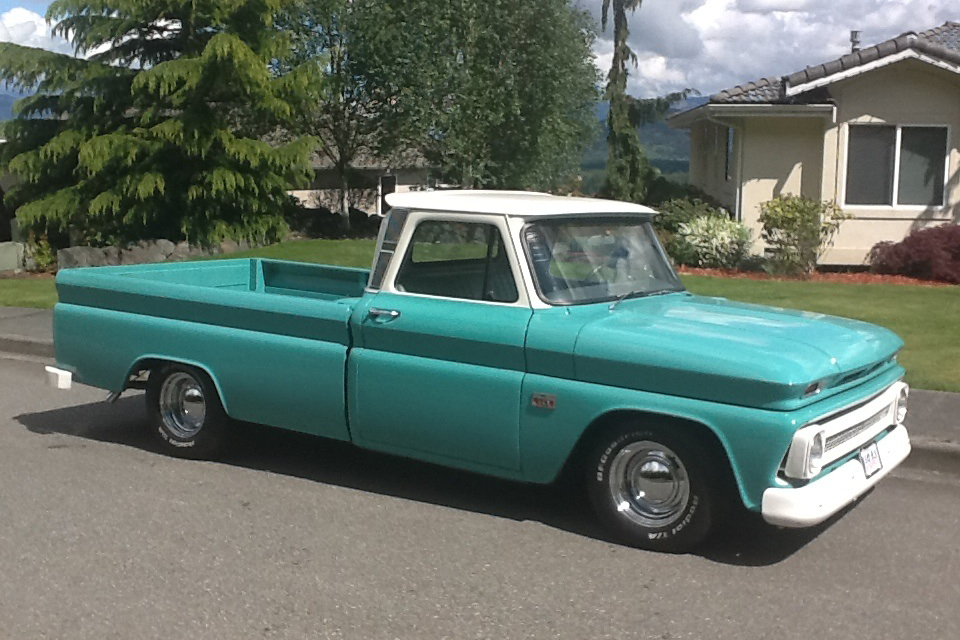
384,190,657,217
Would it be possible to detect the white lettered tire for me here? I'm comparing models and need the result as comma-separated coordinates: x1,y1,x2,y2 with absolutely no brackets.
586,427,716,552
146,363,228,459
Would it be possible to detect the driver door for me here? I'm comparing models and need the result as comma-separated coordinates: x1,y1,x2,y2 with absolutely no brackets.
351,214,531,473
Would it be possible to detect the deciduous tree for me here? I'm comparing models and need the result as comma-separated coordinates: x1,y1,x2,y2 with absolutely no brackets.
351,0,600,191
275,0,376,229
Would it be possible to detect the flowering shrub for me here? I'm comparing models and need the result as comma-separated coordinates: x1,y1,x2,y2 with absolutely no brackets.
654,198,729,234
673,215,752,269
758,196,850,275
869,224,960,284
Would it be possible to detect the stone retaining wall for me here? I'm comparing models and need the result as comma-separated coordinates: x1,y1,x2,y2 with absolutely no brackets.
56,239,253,269
0,242,25,271
0,239,253,272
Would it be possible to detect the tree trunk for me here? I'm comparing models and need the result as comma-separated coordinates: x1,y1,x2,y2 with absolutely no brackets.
338,169,351,232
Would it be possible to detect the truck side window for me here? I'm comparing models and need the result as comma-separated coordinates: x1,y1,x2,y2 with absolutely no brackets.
395,220,519,303
369,209,409,290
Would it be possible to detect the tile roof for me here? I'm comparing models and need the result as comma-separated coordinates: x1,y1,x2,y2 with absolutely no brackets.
710,21,960,104
710,76,784,104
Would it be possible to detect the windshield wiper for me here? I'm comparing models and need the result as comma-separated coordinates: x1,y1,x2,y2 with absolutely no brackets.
608,287,679,311
608,289,642,311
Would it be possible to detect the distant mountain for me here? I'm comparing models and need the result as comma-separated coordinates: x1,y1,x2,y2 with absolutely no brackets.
0,89,33,122
582,97,706,193
0,92,18,122
594,95,708,123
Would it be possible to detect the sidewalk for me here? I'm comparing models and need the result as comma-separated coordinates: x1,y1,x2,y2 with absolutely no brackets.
1,306,956,475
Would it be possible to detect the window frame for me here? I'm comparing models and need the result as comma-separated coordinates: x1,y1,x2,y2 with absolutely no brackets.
724,126,735,182
842,122,951,209
519,214,684,307
367,208,410,291
381,211,530,308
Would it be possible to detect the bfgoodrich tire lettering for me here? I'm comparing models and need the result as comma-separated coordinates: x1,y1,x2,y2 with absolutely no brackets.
146,363,228,459
587,427,716,552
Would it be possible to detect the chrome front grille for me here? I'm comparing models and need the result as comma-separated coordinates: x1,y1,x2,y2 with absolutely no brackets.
824,406,890,452
834,361,886,388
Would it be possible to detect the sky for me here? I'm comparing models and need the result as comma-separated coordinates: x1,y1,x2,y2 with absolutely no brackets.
1,0,956,97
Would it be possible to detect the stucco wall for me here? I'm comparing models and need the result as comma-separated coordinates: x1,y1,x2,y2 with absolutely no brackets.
820,59,960,264
689,120,737,210
739,117,826,253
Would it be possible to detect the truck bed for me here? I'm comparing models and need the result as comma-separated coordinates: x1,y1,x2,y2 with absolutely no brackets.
56,259,368,342
53,259,370,441
59,258,368,300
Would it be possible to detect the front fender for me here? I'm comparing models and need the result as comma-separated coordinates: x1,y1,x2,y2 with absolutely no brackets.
520,374,796,511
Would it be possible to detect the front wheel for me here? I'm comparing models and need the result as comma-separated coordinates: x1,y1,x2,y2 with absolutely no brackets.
586,427,716,552
146,363,228,459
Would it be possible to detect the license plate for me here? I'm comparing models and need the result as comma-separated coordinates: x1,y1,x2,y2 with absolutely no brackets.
860,442,883,478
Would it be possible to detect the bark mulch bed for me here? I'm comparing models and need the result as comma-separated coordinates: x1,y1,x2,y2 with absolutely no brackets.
0,270,54,280
677,266,954,287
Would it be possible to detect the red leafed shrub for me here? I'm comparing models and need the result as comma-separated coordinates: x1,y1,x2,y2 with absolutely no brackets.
869,224,960,284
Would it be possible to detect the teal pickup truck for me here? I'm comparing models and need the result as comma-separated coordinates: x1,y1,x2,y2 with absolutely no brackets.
47,190,911,551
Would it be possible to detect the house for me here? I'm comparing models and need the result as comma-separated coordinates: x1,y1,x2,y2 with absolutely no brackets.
668,22,960,265
289,148,431,218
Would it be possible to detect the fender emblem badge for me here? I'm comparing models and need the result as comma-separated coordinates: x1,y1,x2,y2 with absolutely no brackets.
531,393,557,410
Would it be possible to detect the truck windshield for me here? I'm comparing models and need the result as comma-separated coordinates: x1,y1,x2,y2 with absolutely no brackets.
523,217,684,305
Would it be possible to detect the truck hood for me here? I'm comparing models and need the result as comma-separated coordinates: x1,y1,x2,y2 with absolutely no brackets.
573,293,903,410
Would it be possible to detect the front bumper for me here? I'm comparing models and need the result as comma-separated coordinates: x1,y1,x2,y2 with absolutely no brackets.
761,424,911,528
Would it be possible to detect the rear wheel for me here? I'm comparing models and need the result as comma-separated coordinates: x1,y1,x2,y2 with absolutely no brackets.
146,363,228,458
586,426,717,552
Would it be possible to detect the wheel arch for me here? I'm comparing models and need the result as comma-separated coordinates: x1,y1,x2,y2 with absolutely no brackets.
560,408,749,507
126,356,231,414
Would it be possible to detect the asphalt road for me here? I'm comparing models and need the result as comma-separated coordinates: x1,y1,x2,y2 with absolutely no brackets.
1,356,958,640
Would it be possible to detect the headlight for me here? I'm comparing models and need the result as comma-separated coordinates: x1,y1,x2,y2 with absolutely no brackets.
895,384,909,423
807,431,824,477
784,426,827,480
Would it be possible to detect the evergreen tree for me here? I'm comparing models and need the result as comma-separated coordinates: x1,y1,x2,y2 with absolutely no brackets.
601,0,650,203
600,1,692,203
0,0,316,247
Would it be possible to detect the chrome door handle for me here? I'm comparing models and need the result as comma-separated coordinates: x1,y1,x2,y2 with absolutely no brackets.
368,308,401,319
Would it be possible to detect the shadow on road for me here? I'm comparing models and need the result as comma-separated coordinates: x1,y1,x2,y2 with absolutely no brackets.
16,396,840,566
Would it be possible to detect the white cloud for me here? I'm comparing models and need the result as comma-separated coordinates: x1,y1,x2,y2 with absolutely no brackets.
0,7,71,54
736,0,812,13
4,2,958,103
584,0,958,98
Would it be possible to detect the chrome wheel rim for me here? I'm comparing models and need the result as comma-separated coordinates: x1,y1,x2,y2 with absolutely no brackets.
159,372,206,439
608,441,690,528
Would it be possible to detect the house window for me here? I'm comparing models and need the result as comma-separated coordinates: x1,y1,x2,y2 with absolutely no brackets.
845,124,948,206
724,127,734,182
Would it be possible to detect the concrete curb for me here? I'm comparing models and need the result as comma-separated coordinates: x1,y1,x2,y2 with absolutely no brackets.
0,333,55,359
905,437,960,478
0,331,956,476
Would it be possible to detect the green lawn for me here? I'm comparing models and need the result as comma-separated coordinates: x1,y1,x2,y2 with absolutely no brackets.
221,238,377,267
0,239,956,391
0,277,58,309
